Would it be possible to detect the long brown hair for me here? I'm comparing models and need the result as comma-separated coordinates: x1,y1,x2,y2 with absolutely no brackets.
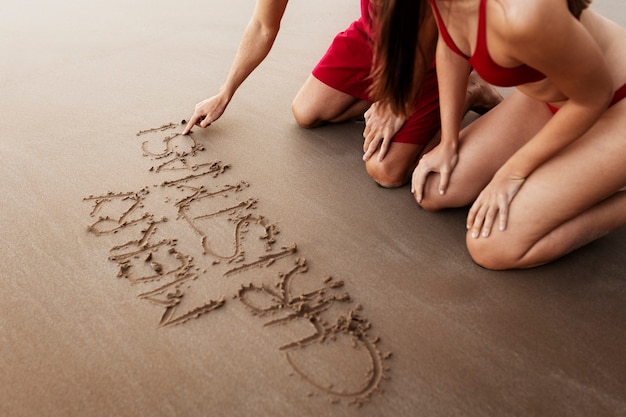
369,0,438,116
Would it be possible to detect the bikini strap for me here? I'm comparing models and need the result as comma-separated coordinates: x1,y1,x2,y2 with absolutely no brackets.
474,0,488,59
428,0,469,59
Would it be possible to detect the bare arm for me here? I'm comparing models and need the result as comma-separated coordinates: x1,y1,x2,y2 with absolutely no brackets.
467,2,614,238
412,32,471,201
495,5,612,180
183,0,289,134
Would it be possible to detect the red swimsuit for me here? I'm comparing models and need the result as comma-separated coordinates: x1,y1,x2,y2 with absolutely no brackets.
429,0,626,111
429,0,546,87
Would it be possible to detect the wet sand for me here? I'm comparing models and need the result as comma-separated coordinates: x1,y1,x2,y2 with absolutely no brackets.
1,1,625,416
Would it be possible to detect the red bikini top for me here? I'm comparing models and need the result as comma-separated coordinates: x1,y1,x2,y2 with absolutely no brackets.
429,0,547,87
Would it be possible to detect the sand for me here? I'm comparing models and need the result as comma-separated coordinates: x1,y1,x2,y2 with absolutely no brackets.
1,1,625,416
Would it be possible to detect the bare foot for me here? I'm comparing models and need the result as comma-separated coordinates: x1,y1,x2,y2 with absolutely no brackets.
466,71,504,114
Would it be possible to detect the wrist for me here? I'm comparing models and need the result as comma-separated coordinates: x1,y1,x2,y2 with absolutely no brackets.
218,85,235,102
440,135,458,151
496,162,528,182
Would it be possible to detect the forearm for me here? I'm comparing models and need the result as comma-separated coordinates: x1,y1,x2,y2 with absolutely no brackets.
221,24,276,99
182,0,288,134
435,39,471,150
500,96,609,179
494,0,614,180
220,0,287,100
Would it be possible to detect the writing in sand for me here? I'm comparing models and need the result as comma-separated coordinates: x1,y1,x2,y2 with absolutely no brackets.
83,121,391,406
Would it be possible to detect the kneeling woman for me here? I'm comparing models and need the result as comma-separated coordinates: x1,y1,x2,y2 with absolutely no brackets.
373,0,626,269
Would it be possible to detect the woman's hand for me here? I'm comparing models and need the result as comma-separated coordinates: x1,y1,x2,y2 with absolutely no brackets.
182,93,230,135
411,142,458,203
466,171,526,238
362,101,406,162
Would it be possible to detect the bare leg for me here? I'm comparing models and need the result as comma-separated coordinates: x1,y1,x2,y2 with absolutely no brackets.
417,90,552,211
293,75,426,188
293,71,502,128
362,72,505,188
466,100,626,270
293,72,505,189
291,75,370,128
365,142,427,188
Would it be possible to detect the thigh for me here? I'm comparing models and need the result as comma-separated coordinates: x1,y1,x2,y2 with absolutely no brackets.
420,90,553,208
293,17,373,125
292,75,368,124
503,100,626,239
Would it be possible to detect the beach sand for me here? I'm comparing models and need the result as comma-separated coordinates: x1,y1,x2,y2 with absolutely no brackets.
1,1,625,416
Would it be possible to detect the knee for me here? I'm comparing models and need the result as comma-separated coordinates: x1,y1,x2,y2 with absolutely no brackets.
412,175,478,212
291,100,320,129
412,183,456,212
466,234,521,270
365,159,409,188
414,193,447,212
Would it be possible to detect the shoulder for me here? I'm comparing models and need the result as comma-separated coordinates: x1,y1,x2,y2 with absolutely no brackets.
491,0,573,43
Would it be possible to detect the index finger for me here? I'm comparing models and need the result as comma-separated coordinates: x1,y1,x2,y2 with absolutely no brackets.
182,113,200,135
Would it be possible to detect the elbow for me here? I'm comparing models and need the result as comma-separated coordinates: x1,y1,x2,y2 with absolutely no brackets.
254,11,281,39
249,15,281,44
261,23,280,40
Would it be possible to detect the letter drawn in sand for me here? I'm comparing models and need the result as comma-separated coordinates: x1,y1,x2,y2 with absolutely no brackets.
83,121,392,405
83,188,151,236
138,122,205,160
237,258,390,406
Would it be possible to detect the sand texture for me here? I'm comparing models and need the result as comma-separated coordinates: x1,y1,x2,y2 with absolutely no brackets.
1,1,625,416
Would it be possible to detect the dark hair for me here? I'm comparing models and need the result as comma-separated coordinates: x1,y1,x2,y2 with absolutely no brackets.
568,0,592,18
369,0,438,116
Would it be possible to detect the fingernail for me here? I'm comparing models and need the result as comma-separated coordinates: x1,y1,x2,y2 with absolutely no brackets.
439,189,445,195
471,231,478,239
482,231,489,237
